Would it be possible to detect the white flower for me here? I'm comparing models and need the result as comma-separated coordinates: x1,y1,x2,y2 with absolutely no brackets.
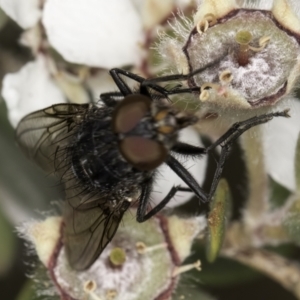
42,0,144,68
0,0,41,29
3,2,300,298
262,99,300,191
0,0,204,213
158,0,300,191
1,55,65,127
19,213,204,300
0,0,198,123
0,0,195,68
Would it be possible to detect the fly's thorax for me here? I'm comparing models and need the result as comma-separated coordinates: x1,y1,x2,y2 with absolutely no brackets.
88,184,140,221
113,185,141,207
112,94,198,171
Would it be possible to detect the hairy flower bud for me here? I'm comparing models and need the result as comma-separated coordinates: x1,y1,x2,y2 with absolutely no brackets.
158,0,300,122
19,212,205,300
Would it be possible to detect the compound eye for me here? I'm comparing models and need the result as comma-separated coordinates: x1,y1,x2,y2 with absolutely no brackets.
120,136,167,171
112,94,151,133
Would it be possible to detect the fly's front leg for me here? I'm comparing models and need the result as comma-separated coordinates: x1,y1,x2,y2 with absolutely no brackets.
204,109,289,202
170,140,232,204
100,92,124,107
206,143,232,202
141,53,229,96
172,142,206,158
136,184,192,222
166,155,208,203
141,80,199,97
206,110,290,153
109,68,145,96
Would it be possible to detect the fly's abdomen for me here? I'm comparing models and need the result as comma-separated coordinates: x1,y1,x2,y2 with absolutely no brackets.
70,115,146,190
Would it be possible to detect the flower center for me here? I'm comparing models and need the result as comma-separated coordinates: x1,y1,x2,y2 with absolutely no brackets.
109,247,127,266
184,9,300,106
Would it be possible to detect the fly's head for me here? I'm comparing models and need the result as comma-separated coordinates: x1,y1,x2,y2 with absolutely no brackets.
112,94,198,171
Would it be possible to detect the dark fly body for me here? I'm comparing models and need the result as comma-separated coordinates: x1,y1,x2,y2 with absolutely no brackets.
16,66,289,270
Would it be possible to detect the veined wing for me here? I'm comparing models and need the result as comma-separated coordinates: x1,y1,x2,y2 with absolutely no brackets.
16,103,90,173
63,183,131,270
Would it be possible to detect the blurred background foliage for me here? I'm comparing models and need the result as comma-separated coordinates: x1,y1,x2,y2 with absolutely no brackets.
0,6,299,300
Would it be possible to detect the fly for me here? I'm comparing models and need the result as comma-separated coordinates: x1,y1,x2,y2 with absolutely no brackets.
16,64,289,270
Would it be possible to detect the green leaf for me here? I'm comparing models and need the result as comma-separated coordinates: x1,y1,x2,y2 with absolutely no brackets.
0,7,8,31
0,101,63,214
269,177,291,208
283,198,300,244
18,267,61,300
173,283,216,300
185,244,262,287
286,130,300,241
206,179,231,263
0,207,16,276
15,280,36,300
295,132,300,194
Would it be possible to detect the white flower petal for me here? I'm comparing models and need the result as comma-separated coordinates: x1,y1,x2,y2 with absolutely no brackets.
131,0,173,29
1,56,65,127
86,70,120,101
283,0,300,20
237,0,273,10
175,0,197,8
151,127,207,208
194,0,238,23
19,25,42,54
42,0,144,68
262,99,300,191
272,0,300,34
0,0,41,29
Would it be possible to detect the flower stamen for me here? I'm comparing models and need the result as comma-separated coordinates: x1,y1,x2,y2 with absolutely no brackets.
249,36,271,52
172,260,201,277
109,247,126,266
196,13,217,34
199,83,220,101
106,289,118,300
136,241,168,254
235,30,253,66
84,280,97,293
200,89,210,101
83,280,102,300
219,70,233,84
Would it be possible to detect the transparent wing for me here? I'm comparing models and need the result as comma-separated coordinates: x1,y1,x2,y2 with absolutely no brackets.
63,182,130,270
17,102,129,270
16,103,90,173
